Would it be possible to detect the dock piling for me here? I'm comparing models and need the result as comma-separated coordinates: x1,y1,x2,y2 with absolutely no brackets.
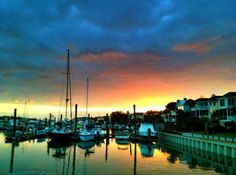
13,109,17,138
133,105,136,136
74,104,78,134
49,113,52,129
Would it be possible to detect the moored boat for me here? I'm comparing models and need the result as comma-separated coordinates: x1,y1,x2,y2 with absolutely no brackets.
79,129,95,141
48,128,74,141
90,127,105,138
78,140,95,149
115,130,130,140
48,49,74,141
138,123,157,137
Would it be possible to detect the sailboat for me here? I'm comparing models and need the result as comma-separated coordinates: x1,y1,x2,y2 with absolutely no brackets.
78,78,95,142
48,49,74,141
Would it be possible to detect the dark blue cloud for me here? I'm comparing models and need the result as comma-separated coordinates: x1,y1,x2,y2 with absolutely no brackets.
0,0,236,104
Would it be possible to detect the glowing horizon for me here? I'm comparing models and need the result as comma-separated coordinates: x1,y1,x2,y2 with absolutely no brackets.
0,101,166,118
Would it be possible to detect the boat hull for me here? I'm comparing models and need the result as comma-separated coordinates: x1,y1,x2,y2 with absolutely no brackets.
115,135,130,140
79,134,95,142
48,132,74,141
78,140,95,149
115,130,130,140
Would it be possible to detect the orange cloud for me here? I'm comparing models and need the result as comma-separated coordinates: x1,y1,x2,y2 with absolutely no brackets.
79,52,127,63
173,42,212,54
77,51,165,64
172,36,228,54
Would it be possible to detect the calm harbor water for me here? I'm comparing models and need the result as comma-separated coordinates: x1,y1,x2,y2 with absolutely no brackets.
0,132,232,175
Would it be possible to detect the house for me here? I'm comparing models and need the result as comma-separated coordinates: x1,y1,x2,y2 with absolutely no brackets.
94,116,106,124
177,98,187,111
129,113,144,121
208,94,221,118
161,110,177,123
217,92,236,124
162,102,177,123
193,98,209,118
163,92,236,126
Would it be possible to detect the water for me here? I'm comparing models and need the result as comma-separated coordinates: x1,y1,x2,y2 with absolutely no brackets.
0,132,234,175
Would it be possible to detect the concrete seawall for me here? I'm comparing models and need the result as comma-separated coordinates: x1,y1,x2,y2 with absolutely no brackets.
158,132,236,158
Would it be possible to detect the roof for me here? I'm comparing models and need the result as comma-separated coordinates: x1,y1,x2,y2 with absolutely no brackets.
209,95,221,101
223,92,236,97
177,100,186,106
195,98,209,102
185,99,195,106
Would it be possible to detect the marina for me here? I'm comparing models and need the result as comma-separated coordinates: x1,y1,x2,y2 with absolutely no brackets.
1,1,236,175
1,102,236,175
0,131,232,175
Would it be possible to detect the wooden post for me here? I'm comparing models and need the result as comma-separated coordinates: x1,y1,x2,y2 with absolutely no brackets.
106,114,109,130
49,113,52,128
105,114,109,161
44,118,47,127
74,104,78,134
13,109,17,138
105,134,109,161
88,113,90,126
105,113,109,138
133,105,136,136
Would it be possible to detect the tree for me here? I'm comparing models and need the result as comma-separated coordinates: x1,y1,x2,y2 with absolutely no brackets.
144,110,161,123
165,102,177,112
185,99,195,108
110,111,128,125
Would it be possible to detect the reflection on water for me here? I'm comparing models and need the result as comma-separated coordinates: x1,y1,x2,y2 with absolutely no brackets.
159,142,236,175
139,143,155,157
0,132,235,175
10,143,15,173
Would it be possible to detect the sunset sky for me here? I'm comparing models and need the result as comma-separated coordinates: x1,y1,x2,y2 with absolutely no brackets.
1,0,236,118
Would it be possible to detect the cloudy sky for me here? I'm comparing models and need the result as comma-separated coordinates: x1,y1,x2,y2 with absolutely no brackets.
0,0,236,117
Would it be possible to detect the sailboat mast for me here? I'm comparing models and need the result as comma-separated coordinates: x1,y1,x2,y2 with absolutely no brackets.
65,49,70,120
69,53,72,121
86,78,89,118
69,78,72,121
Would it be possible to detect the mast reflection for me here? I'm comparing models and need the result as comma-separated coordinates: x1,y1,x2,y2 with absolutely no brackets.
133,142,137,175
10,142,16,173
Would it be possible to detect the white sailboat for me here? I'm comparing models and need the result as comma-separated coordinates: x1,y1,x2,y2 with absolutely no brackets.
79,78,95,141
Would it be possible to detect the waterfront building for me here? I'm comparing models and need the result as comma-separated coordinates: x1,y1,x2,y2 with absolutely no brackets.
129,112,144,121
161,110,177,123
217,92,236,124
177,98,187,111
163,91,236,126
192,98,209,118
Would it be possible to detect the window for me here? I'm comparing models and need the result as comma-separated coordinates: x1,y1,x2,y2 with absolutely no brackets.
228,98,235,106
220,99,225,106
200,110,208,116
230,108,236,115
210,102,216,106
219,109,227,120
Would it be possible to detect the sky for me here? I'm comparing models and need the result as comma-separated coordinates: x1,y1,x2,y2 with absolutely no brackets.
0,0,236,118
